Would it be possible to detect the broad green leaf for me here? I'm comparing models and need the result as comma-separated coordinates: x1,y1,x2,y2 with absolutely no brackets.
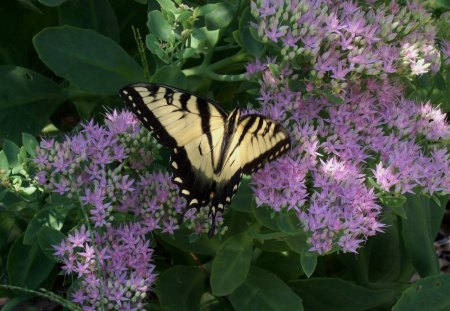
239,7,264,58
157,0,177,12
254,251,303,281
434,72,447,91
340,212,414,284
436,0,450,8
38,0,66,6
392,275,450,311
3,139,20,168
277,212,302,234
200,292,234,311
37,226,66,260
198,3,235,30
0,150,9,173
255,238,291,253
191,27,220,50
22,133,38,157
224,209,253,237
158,228,220,255
24,207,66,245
0,66,64,143
290,278,398,311
155,266,207,311
301,250,317,278
252,205,278,231
210,232,253,296
229,267,303,311
285,233,308,254
0,296,33,311
401,194,443,277
230,178,253,213
58,0,120,42
147,10,175,43
152,65,187,89
33,26,145,95
0,211,21,252
7,235,55,289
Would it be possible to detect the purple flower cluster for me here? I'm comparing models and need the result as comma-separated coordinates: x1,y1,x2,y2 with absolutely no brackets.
53,223,155,310
34,110,224,235
251,0,441,92
34,110,226,308
248,1,450,254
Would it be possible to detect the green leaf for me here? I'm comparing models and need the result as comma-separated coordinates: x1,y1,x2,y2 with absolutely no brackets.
290,278,397,311
146,33,171,63
301,250,317,278
200,292,234,311
191,27,220,50
0,296,33,311
254,251,303,281
230,178,253,213
0,66,64,143
392,275,450,311
434,72,447,91
156,0,177,12
24,207,66,245
33,26,144,95
3,139,20,168
155,266,207,311
199,3,235,30
401,194,443,277
358,212,413,283
239,7,264,58
158,228,220,255
38,0,67,7
277,212,302,234
37,226,66,260
58,0,120,42
229,267,303,311
147,10,175,44
0,211,21,252
252,205,278,231
22,133,38,157
0,150,9,173
285,233,308,254
7,235,55,289
210,232,253,296
436,0,450,8
152,65,187,89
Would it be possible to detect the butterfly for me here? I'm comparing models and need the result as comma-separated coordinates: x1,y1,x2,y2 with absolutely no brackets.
119,83,291,236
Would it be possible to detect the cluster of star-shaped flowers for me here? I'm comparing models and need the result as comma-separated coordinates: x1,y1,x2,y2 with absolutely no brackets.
34,110,222,235
53,223,155,310
250,0,441,94
247,13,450,254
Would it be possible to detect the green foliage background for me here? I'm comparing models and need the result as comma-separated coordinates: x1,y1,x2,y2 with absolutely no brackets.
1,0,450,310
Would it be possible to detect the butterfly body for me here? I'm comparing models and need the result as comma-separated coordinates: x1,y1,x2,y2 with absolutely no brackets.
120,83,290,235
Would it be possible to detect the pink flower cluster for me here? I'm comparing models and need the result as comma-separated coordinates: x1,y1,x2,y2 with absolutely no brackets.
249,1,450,254
53,223,155,311
251,0,441,92
34,110,225,309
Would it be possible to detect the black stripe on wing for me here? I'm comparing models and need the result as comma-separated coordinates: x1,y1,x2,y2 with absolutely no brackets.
170,147,213,211
240,115,291,175
120,84,178,148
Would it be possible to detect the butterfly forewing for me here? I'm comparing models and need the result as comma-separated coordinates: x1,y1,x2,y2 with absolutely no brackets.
120,83,227,148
